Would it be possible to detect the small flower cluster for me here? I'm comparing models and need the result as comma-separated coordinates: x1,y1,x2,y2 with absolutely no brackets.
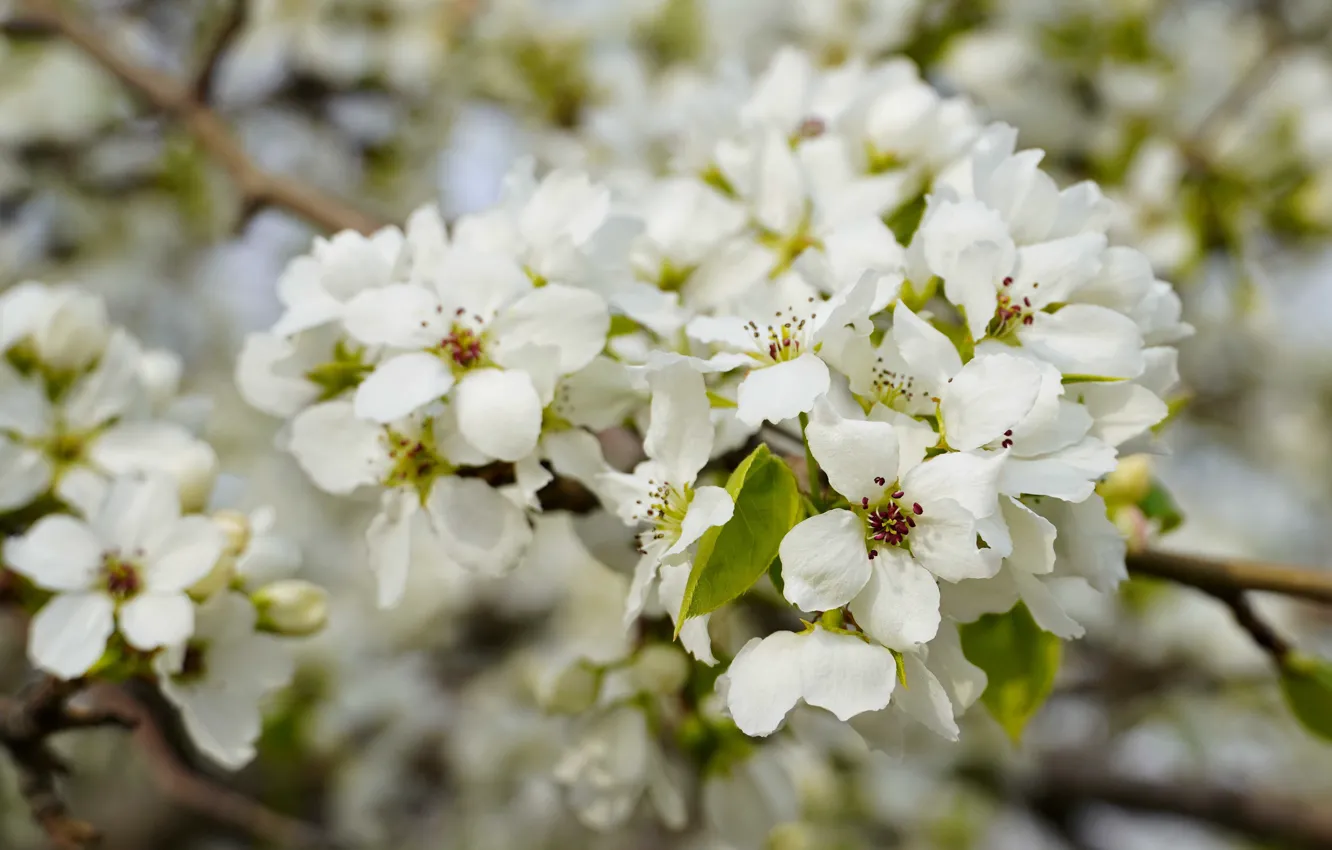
237,45,1190,759
0,282,326,769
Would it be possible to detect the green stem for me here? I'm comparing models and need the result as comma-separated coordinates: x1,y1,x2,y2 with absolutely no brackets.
799,412,823,511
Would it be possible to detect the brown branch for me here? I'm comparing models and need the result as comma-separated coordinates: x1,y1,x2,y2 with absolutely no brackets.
1127,550,1332,606
92,686,339,850
14,0,384,236
192,0,247,102
1022,761,1332,850
0,677,137,849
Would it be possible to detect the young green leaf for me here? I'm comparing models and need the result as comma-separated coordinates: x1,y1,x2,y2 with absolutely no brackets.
958,604,1062,744
1138,479,1184,534
677,444,802,624
1280,653,1332,743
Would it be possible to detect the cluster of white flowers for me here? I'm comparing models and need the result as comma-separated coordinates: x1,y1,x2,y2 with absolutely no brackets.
0,282,326,768
237,44,1190,760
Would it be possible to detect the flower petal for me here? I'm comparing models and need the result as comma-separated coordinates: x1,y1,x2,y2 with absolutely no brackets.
342,283,444,348
797,627,898,721
1011,570,1084,638
666,485,734,558
425,476,532,574
367,488,418,608
1000,437,1116,501
736,353,830,427
119,592,195,650
1020,305,1144,379
644,361,714,485
144,516,227,593
805,397,899,503
940,352,1042,451
908,498,992,581
288,401,389,494
0,440,52,512
724,632,805,736
891,304,962,389
454,368,542,462
7,515,101,591
491,284,610,374
848,546,941,650
28,593,115,679
778,510,872,612
353,352,456,424
91,473,180,555
893,652,959,740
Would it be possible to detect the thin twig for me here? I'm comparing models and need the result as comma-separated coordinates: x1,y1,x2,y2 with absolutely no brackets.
14,0,384,236
93,686,339,850
0,677,137,849
192,0,247,102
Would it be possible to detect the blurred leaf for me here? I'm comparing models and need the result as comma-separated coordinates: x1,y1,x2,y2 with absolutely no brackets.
158,136,214,235
1138,479,1183,534
678,444,802,623
1280,654,1332,743
959,603,1061,744
885,194,927,244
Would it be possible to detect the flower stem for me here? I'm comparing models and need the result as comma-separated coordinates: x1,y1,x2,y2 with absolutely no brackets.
799,412,823,511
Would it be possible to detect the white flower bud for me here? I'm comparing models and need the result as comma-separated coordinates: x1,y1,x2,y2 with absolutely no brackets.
188,510,249,600
136,348,184,411
630,643,690,695
253,580,329,637
173,441,220,513
541,659,603,714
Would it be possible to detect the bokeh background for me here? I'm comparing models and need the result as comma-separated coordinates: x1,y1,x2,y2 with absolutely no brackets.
3,0,1332,848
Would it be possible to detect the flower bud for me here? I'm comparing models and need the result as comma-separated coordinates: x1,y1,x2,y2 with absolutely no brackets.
630,643,690,695
541,659,603,714
253,580,329,637
1100,453,1153,507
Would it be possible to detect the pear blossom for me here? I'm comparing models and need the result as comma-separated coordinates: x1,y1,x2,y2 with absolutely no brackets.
287,400,531,606
6,473,226,679
154,591,296,769
685,273,876,426
342,246,609,461
600,362,734,649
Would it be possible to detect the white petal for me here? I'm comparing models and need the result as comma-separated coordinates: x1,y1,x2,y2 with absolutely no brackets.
86,423,218,511
926,623,988,712
736,354,830,427
491,284,609,374
623,552,661,626
903,450,1004,522
644,361,714,485
119,593,195,650
288,401,389,494
0,441,52,511
28,593,115,679
1078,382,1168,447
753,130,807,236
234,332,319,418
805,398,900,503
919,200,1014,339
1010,233,1106,308
894,652,959,740
353,353,455,423
62,330,140,431
1020,305,1144,379
1037,494,1126,594
91,473,180,554
941,353,1042,451
658,561,716,665
724,632,805,736
797,628,898,721
891,304,962,389
454,368,542,462
848,547,941,650
366,488,417,608
1000,437,1116,501
342,283,444,348
144,516,227,593
7,515,101,591
1002,496,1057,576
1011,571,1084,638
908,499,992,581
425,476,532,574
666,485,734,558
0,366,51,437
778,510,872,612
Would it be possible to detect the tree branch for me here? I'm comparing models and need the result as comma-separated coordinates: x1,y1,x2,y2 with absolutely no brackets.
92,686,340,850
14,0,385,236
1127,549,1332,606
192,0,247,102
0,677,137,849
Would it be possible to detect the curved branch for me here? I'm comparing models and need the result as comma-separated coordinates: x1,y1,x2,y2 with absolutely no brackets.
1127,549,1332,606
15,0,385,236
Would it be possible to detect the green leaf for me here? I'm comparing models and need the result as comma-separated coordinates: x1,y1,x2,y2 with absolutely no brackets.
1280,654,1332,743
959,604,1062,744
884,194,927,243
1138,479,1184,534
677,444,802,624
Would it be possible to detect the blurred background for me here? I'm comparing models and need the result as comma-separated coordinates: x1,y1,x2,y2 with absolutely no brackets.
3,0,1332,848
